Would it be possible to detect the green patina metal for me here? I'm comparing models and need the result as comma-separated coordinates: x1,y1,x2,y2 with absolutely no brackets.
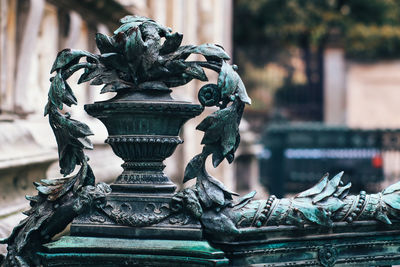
2,15,400,267
38,236,229,266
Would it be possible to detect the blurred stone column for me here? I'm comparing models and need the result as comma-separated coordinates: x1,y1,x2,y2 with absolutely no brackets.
14,0,45,114
234,120,266,197
0,0,17,112
323,28,346,125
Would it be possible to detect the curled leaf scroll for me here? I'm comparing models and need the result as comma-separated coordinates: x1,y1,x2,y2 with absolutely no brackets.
181,60,251,217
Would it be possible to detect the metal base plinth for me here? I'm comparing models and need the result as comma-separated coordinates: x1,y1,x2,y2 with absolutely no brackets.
71,224,203,240
39,236,229,267
209,221,400,266
70,191,203,240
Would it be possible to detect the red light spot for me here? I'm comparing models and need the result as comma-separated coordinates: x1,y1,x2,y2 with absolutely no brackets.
372,155,383,168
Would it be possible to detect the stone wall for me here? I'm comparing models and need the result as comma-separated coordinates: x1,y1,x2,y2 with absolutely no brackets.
324,48,400,190
324,49,400,129
0,0,235,254
346,61,400,129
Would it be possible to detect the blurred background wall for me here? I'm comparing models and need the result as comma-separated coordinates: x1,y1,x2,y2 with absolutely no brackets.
0,0,251,254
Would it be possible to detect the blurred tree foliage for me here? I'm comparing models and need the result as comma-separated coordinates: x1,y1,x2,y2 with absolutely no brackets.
235,0,400,60
234,0,400,119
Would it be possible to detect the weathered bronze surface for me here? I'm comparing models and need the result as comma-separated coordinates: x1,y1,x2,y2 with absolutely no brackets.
2,15,400,267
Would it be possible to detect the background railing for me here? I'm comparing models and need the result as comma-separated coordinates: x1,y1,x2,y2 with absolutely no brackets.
259,123,400,197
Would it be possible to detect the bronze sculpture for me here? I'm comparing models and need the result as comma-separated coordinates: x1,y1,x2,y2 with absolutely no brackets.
2,15,400,267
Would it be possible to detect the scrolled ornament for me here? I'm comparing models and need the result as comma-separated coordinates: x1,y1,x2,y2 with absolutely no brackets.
198,84,221,107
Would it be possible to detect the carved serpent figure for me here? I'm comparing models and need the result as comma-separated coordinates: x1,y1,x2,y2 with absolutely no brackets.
2,15,400,267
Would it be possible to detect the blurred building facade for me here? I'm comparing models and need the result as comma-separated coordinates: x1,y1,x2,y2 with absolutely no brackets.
324,41,400,188
0,0,236,254
324,45,400,129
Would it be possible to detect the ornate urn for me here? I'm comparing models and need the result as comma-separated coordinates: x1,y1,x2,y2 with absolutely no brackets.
38,14,251,240
53,14,246,238
84,91,203,194
81,90,204,238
